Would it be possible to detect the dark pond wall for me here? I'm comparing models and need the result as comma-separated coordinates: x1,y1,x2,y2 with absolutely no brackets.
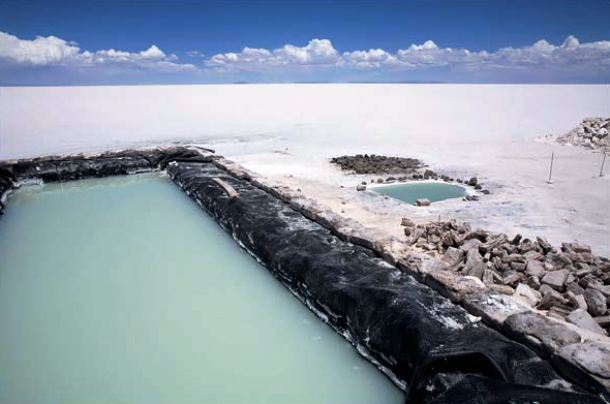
0,149,604,403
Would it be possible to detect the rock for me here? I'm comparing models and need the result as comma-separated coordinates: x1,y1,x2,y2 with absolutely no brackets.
537,285,569,309
465,229,488,242
502,253,525,263
525,259,546,277
467,177,478,186
541,269,569,291
546,252,573,269
442,247,464,267
504,312,580,352
563,242,592,254
566,291,588,311
511,261,526,272
524,250,543,261
511,234,522,245
441,231,458,248
584,288,607,316
489,284,514,295
415,198,431,207
566,282,585,295
400,217,415,227
559,341,610,379
588,282,610,298
527,276,541,290
515,284,541,306
482,269,494,285
461,238,482,252
502,272,522,287
356,184,366,191
477,234,507,254
548,306,571,320
463,249,486,279
595,315,610,328
536,236,553,253
566,309,608,335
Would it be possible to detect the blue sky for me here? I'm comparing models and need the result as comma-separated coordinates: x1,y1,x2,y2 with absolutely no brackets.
1,0,609,85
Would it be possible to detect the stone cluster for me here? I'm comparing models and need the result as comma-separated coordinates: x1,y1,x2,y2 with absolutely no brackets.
401,218,610,336
330,154,423,174
554,117,610,152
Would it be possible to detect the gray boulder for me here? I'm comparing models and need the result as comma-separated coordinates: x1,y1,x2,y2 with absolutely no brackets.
584,288,607,317
504,312,580,352
559,341,610,379
525,259,546,277
515,284,541,307
463,249,487,279
567,309,608,335
541,269,569,291
442,247,464,268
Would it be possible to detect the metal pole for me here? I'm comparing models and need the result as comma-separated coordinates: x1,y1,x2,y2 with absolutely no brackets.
600,153,607,177
547,152,554,184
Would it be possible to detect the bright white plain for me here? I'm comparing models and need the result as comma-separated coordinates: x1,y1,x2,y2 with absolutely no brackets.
1,84,609,255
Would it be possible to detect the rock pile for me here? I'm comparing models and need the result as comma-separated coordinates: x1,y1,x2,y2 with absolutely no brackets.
401,218,610,336
555,117,610,152
331,154,423,174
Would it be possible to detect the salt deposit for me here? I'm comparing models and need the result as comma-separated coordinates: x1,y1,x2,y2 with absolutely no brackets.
0,84,608,255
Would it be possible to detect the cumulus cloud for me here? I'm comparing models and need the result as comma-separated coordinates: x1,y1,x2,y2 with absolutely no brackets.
206,38,339,70
0,30,608,83
205,35,610,78
0,31,194,72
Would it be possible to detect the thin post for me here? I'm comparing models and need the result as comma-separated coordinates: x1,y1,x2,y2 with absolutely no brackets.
600,153,607,177
547,152,554,184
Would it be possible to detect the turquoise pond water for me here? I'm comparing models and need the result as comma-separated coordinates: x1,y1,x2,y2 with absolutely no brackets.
373,182,467,204
0,174,403,404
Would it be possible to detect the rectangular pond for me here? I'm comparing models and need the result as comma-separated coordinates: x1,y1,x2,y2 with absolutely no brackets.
0,174,403,404
372,181,467,204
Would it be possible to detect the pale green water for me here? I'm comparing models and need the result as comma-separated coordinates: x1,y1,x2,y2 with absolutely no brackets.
0,174,403,404
373,182,467,204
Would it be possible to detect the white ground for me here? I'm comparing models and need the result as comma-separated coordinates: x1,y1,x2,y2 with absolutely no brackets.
1,84,609,255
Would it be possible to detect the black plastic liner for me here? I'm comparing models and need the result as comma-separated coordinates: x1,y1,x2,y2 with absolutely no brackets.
0,147,206,214
168,161,603,404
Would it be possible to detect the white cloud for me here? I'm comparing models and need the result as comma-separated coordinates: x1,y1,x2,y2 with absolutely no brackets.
0,31,194,72
342,48,398,68
205,38,340,70
0,31,80,65
1,30,608,83
205,36,610,76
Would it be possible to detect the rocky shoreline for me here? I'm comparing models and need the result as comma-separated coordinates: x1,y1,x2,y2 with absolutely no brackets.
0,147,608,401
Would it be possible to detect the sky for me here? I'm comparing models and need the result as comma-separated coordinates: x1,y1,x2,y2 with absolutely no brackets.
0,0,609,85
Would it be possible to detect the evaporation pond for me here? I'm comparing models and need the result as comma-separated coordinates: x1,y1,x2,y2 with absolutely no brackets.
373,182,467,204
0,174,403,404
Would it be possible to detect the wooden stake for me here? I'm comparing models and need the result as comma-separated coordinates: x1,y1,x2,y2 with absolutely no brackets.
600,153,607,177
547,152,554,184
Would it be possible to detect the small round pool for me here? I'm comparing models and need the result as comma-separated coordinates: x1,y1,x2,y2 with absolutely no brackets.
372,181,468,204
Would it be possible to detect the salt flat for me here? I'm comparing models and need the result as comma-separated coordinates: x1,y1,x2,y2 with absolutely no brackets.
1,84,608,255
